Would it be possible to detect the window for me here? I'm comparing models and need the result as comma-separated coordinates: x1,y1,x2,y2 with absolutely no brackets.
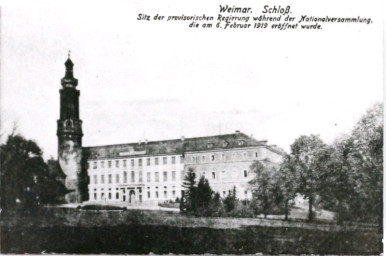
192,156,195,163
221,170,226,180
92,175,97,184
202,172,205,178
207,143,214,149
116,174,120,183
139,171,143,182
138,159,142,167
155,158,159,165
155,172,159,182
131,171,135,183
164,190,167,198
211,155,215,161
147,172,151,182
255,152,259,158
123,171,127,183
147,191,151,198
108,161,112,168
156,191,159,198
171,156,176,164
147,158,151,166
101,192,105,199
244,170,248,178
116,192,119,199
163,157,167,165
123,160,127,167
108,192,111,199
108,174,112,184
223,191,226,196
212,172,216,180
101,161,105,168
163,171,168,182
180,156,184,163
94,193,97,200
233,170,238,178
172,171,176,182
172,190,176,197
202,155,205,161
131,159,135,167
93,162,97,169
238,140,245,146
101,175,105,184
243,152,247,159
116,160,119,168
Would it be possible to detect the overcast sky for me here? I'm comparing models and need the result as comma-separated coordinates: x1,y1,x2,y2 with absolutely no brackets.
1,0,382,159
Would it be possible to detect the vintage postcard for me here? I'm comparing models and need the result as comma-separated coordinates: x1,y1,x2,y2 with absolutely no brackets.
0,0,383,254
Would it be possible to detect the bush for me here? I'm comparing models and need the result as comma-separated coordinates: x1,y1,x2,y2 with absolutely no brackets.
80,204,126,211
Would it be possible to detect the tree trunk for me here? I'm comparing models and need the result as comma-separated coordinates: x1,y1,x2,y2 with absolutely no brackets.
308,195,313,222
284,200,289,221
264,212,267,219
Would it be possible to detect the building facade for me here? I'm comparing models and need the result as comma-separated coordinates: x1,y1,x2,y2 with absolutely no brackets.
57,57,284,204
84,132,284,204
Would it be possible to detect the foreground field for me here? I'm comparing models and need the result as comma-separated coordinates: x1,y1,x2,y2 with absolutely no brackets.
1,207,381,254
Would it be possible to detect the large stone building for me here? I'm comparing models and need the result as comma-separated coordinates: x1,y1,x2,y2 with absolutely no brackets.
57,57,284,204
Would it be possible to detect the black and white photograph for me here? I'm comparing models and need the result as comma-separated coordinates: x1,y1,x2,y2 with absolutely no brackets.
0,0,383,254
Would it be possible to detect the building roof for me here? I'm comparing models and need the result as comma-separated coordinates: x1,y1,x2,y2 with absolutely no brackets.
83,131,284,160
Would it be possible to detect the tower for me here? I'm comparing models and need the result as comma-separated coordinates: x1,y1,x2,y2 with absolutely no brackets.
57,54,83,203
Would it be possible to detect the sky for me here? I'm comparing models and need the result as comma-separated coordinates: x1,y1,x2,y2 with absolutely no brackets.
0,0,383,159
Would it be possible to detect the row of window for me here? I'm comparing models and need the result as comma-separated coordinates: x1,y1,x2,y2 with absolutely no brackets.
200,170,249,180
91,171,180,184
91,156,183,169
188,151,261,164
91,187,178,200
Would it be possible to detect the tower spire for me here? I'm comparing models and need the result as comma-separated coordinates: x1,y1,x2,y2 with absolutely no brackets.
61,52,78,87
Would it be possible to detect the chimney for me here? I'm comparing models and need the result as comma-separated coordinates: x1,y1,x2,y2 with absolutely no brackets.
145,139,148,144
139,140,141,145
235,130,240,134
181,136,185,141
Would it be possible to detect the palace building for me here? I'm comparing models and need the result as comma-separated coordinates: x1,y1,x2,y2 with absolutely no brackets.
57,56,284,204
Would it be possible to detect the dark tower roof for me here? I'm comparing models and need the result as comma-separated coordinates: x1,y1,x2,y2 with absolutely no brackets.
61,53,78,87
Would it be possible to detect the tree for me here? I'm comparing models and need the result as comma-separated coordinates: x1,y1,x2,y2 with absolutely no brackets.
0,134,67,210
289,135,328,221
181,168,197,213
272,156,297,221
223,186,237,212
346,103,383,227
249,161,276,219
195,176,214,216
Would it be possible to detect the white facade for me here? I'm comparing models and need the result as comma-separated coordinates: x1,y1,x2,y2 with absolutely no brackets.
87,154,184,203
86,139,283,204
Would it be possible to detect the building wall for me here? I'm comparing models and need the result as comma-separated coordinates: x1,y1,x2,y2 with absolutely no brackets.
184,146,283,200
87,146,283,204
87,154,184,203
